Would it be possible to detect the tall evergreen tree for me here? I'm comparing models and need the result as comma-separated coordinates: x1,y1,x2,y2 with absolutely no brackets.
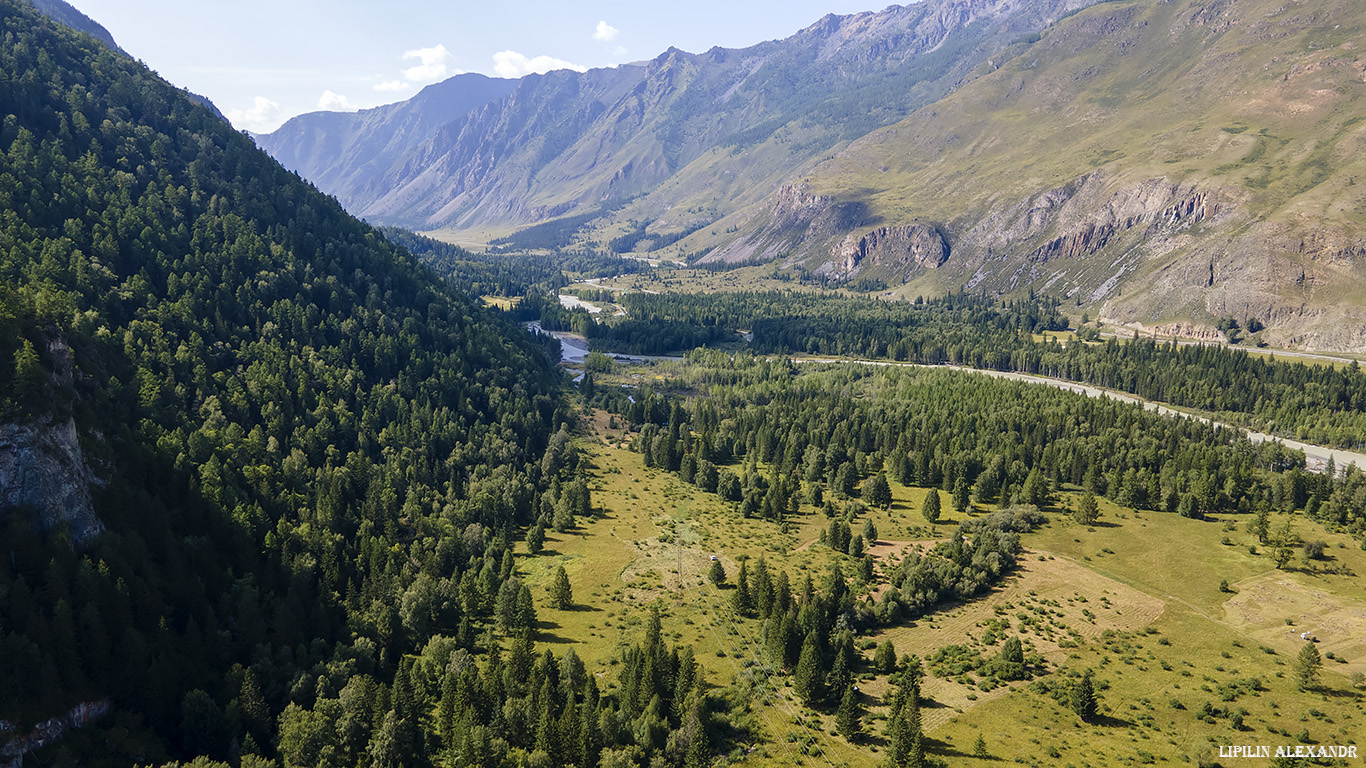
953,476,971,514
1075,491,1100,525
551,566,573,609
1070,670,1098,722
921,490,941,524
835,685,862,740
1295,642,1323,690
793,631,825,706
865,472,893,509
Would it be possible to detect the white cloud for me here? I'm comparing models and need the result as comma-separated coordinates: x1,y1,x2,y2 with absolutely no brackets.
374,80,410,92
317,90,358,111
593,21,619,42
226,96,285,133
492,50,588,79
402,44,457,84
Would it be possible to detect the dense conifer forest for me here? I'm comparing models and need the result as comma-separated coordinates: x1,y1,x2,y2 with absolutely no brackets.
538,290,1366,449
612,352,1365,565
0,5,718,766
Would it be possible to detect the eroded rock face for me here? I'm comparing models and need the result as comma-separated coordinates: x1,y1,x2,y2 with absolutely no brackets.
0,417,102,545
835,224,949,278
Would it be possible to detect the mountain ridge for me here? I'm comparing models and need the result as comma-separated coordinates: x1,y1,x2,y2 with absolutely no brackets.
251,73,518,209
701,0,1366,351
258,0,1097,232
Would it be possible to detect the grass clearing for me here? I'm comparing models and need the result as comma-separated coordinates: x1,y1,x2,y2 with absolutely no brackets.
526,432,1366,767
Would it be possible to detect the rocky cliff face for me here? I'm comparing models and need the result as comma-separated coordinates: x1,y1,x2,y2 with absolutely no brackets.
0,336,102,545
835,224,949,279
0,417,102,545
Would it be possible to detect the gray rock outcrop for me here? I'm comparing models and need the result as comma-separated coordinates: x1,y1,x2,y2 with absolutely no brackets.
0,416,102,544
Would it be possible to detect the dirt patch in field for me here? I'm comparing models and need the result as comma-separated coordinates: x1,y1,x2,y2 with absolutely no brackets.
1223,571,1366,677
862,549,1166,731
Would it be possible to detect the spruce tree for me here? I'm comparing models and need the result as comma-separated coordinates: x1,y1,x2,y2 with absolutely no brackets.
733,560,752,615
526,523,546,555
921,489,941,524
13,338,42,403
953,475,971,514
793,631,824,706
865,472,893,509
1295,642,1322,690
835,684,862,740
1070,670,1098,722
551,565,573,609
862,517,878,544
1075,491,1100,525
874,640,897,674
708,558,726,586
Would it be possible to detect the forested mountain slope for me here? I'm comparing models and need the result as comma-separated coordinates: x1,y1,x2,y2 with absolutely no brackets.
707,0,1366,351
0,1,566,763
23,0,226,118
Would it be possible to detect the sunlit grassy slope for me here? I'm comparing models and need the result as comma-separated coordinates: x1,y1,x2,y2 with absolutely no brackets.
525,415,1366,767
692,0,1366,351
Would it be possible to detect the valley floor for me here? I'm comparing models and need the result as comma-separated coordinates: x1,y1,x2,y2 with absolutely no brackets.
516,432,1366,767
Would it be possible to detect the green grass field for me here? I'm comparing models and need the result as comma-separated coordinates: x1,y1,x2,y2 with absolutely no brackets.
515,418,1366,766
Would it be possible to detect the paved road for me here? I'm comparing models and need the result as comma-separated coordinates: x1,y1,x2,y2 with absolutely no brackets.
800,358,1366,475
1097,330,1362,367
531,325,1365,474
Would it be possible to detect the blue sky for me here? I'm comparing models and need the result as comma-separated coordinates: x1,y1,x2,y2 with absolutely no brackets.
69,0,888,133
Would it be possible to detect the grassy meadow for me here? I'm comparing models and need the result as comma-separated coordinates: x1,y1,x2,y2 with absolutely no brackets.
511,407,1366,767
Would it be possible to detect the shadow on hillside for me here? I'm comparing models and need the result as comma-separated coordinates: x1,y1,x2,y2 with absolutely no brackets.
534,628,578,645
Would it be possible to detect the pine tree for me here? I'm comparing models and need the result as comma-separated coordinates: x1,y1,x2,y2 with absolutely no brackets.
973,733,988,758
1070,670,1098,722
551,565,573,609
1295,642,1322,690
921,489,941,524
835,684,862,740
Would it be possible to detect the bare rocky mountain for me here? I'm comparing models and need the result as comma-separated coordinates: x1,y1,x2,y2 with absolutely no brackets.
704,0,1366,351
258,0,1098,231
253,73,517,209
